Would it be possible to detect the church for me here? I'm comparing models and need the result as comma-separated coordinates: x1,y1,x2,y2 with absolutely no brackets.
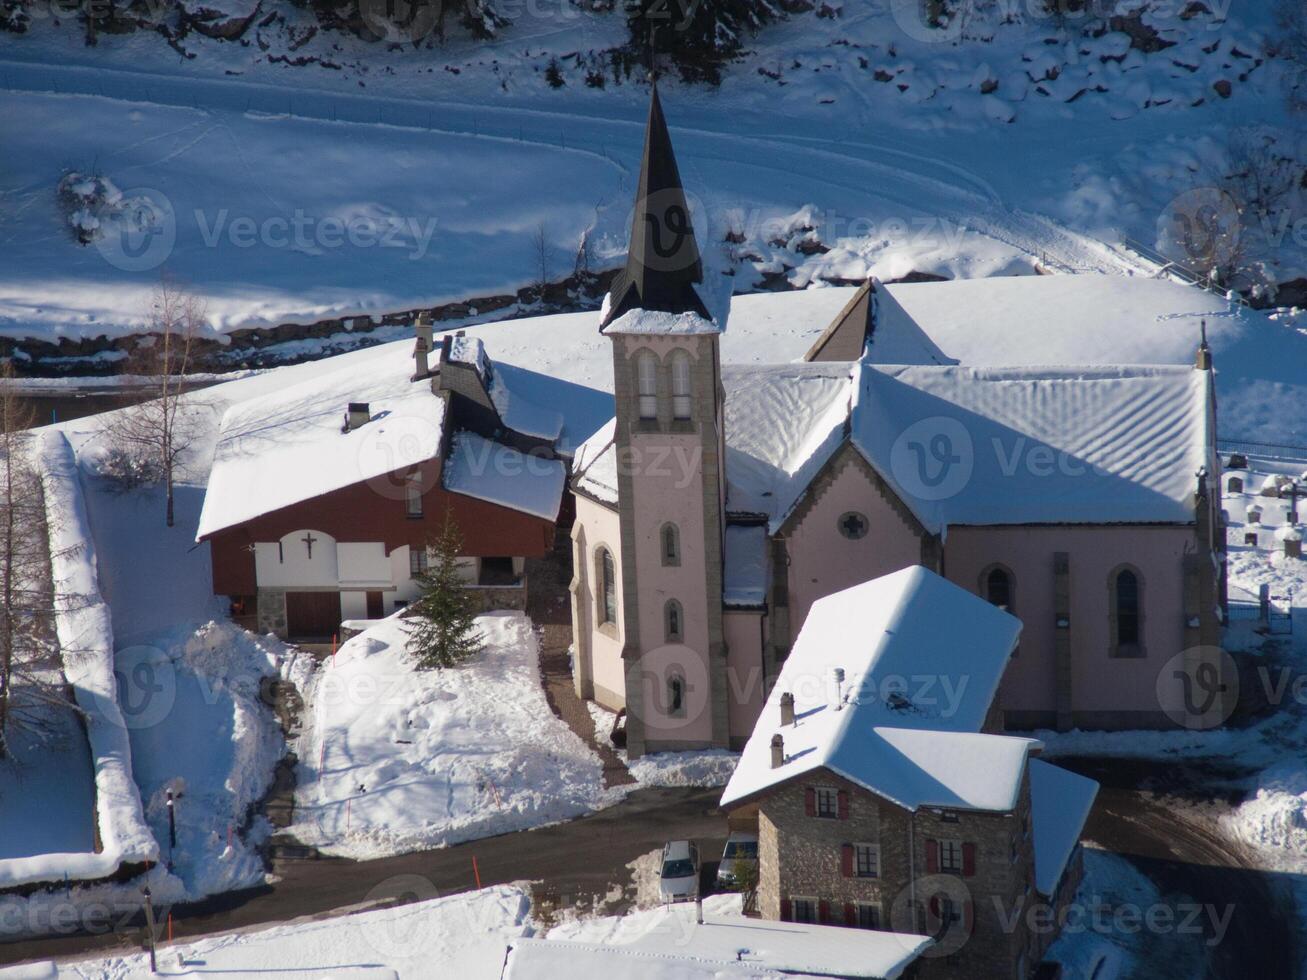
568,89,1227,758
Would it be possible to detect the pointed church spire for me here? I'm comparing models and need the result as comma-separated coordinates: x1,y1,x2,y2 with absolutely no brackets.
600,86,710,331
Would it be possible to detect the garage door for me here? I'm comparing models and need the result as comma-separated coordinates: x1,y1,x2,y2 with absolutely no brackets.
285,591,342,641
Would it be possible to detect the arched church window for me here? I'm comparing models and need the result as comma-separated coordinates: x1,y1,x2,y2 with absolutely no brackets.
671,351,692,420
985,566,1014,612
1109,566,1143,658
637,352,658,420
667,674,686,717
665,599,684,642
598,547,617,626
661,523,681,566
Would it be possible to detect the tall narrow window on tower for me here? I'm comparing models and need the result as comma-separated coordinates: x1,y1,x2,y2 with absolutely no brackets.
638,351,659,420
671,350,692,420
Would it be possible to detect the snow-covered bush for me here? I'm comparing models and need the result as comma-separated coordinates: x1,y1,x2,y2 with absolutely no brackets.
88,445,166,491
57,172,167,248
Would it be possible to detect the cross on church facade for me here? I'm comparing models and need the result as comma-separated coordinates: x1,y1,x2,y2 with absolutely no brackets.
302,532,318,559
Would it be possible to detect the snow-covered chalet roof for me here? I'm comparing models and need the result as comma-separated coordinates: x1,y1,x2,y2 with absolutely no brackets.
851,364,1213,533
721,566,1034,812
1029,758,1098,897
443,431,566,522
198,349,446,539
505,904,930,979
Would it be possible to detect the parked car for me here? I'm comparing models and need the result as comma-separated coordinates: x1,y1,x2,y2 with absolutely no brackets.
715,832,758,890
658,839,700,902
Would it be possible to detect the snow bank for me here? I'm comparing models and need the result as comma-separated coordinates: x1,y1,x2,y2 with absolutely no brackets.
0,885,534,979
288,613,618,859
0,432,157,889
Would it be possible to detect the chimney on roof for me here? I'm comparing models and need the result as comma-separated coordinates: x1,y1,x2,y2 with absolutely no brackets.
830,667,846,711
413,313,433,380
770,733,785,769
779,691,795,727
343,402,370,432
1196,319,1212,371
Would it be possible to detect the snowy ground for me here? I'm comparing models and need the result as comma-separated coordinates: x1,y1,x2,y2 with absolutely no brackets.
8,0,1300,344
584,700,739,789
0,885,536,980
288,612,616,860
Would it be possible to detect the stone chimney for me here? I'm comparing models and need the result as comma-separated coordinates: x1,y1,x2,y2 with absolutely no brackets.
343,402,370,432
769,733,785,769
413,313,434,380
779,691,795,727
1196,319,1212,371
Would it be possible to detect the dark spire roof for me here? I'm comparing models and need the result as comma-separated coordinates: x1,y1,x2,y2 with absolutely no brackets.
600,86,710,331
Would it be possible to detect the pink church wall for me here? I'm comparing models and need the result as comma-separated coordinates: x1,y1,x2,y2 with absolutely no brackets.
784,457,924,646
724,609,768,743
574,494,627,712
629,425,716,747
944,524,1197,725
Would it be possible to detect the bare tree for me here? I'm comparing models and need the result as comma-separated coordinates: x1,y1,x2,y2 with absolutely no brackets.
0,362,67,760
104,279,204,527
532,222,552,302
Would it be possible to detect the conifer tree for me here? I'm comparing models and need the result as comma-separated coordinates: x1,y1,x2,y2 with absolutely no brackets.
405,510,483,669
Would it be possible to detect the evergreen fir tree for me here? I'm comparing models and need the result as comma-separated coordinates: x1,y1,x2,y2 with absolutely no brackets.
405,510,484,669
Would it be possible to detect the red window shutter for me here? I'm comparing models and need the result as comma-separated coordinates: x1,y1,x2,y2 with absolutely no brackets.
963,899,975,933
844,902,857,927
841,843,854,877
925,838,939,874
804,787,816,817
837,790,850,820
962,842,977,877
928,894,940,918
818,899,831,924
780,898,792,922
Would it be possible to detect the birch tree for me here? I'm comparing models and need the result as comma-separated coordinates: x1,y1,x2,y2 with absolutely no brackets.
0,361,66,760
104,279,204,528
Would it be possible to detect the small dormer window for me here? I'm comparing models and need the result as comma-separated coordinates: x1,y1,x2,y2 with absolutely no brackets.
671,351,692,420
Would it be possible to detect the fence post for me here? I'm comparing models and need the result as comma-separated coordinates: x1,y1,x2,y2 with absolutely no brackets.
1259,583,1270,624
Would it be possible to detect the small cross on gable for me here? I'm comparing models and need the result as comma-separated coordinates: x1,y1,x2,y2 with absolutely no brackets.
301,532,318,559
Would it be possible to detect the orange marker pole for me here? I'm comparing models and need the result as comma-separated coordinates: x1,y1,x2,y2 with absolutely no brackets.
473,855,482,889
167,912,173,943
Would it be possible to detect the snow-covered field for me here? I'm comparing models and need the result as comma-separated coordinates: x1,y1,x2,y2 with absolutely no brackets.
0,885,537,980
288,613,616,860
5,0,1300,346
584,700,738,789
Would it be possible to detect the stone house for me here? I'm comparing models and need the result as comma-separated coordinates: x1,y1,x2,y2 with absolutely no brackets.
719,566,1099,980
569,87,1228,757
197,328,567,641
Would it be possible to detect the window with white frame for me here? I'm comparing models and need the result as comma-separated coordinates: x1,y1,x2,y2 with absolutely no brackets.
791,898,818,924
671,350,692,420
857,903,881,930
405,472,423,517
815,787,839,819
938,838,964,874
854,843,880,878
637,352,658,420
409,549,429,577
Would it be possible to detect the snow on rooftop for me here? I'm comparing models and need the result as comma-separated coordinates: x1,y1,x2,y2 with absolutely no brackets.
443,432,566,522
721,566,1031,812
722,363,856,528
724,524,768,608
449,334,491,378
197,345,445,539
878,275,1237,368
516,902,930,980
852,364,1212,533
1029,758,1099,896
489,369,565,442
601,306,723,336
572,418,619,504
